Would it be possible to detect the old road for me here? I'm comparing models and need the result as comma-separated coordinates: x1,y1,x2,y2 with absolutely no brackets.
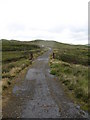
2,50,88,119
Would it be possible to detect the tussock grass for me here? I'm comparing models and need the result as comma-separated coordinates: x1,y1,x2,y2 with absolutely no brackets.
49,44,89,111
53,48,88,66
2,39,45,90
50,59,88,111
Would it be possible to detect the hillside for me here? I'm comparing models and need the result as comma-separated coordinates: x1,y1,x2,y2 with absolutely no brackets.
2,39,45,90
1,39,89,113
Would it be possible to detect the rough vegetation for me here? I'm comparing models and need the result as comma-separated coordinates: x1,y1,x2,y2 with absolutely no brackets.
1,39,89,112
2,39,45,90
49,43,89,111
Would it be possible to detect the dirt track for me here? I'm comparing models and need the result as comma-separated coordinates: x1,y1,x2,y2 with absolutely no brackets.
2,50,88,118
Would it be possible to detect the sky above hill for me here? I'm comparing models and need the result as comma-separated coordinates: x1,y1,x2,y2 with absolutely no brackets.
0,0,88,44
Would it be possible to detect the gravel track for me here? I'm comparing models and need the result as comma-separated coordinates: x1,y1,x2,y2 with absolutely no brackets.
2,50,89,119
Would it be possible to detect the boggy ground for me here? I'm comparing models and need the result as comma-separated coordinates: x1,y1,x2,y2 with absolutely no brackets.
2,50,89,118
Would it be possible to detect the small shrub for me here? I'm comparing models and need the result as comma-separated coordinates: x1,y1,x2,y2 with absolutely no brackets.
8,64,15,69
2,73,11,78
50,69,57,75
62,80,70,86
68,84,74,90
7,80,11,85
2,68,10,73
64,67,72,74
74,87,84,99
62,62,71,67
83,94,88,103
2,85,7,90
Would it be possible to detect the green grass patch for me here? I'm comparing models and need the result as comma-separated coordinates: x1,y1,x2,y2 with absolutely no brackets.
50,59,88,111
2,39,45,90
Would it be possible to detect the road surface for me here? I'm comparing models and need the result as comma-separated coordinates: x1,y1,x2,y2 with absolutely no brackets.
2,50,88,118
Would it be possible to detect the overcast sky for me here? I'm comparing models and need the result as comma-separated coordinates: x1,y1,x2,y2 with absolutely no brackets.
0,0,88,44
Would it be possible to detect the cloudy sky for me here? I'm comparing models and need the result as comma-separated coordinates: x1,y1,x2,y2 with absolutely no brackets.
0,0,88,44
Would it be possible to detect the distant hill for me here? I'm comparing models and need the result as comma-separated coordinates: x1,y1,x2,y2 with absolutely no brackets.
1,39,40,51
